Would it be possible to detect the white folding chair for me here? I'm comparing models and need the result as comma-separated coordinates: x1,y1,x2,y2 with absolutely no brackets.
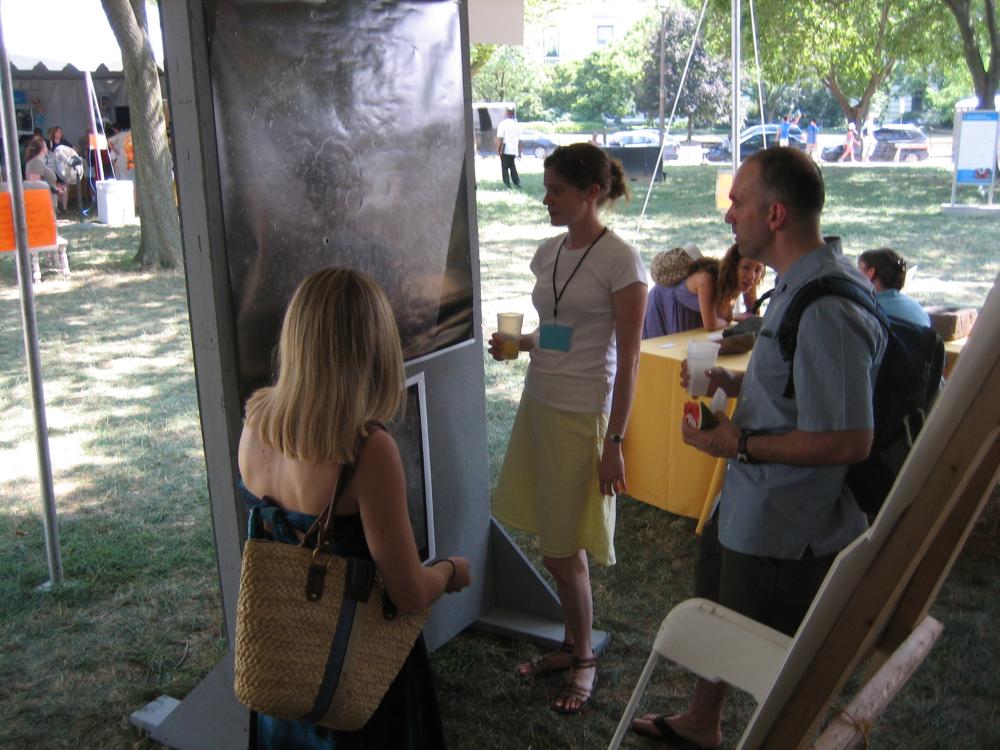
608,598,791,750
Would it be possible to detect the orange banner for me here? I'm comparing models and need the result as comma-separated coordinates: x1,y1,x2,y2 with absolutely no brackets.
0,190,57,251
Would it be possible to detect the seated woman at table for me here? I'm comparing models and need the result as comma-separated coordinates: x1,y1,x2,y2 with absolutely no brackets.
642,246,726,338
857,248,930,327
23,137,68,213
716,242,765,322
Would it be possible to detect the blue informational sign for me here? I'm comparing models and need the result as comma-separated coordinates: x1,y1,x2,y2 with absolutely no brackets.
13,90,26,105
955,110,999,185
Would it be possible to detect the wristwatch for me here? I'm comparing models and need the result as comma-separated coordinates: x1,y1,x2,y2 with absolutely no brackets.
608,433,624,444
737,430,754,464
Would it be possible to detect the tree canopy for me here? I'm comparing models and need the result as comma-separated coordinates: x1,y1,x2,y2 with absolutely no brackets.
472,45,545,118
631,3,729,137
726,0,953,124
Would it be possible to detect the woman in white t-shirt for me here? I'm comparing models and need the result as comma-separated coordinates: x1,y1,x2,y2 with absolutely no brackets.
488,143,647,715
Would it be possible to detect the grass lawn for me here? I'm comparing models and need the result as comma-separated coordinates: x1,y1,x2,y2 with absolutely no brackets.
0,164,997,749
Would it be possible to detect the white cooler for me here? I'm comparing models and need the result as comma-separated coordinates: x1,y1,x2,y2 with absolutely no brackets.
95,179,136,226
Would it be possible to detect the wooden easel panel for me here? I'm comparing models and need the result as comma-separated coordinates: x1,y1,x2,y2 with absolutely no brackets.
735,275,1000,749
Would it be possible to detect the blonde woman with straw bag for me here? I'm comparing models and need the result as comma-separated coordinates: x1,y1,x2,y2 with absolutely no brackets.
236,268,471,749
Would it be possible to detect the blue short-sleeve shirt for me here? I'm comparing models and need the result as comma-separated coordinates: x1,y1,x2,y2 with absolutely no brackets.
718,243,887,559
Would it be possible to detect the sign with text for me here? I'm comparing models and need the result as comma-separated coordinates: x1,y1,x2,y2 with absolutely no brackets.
955,110,999,185
0,190,57,251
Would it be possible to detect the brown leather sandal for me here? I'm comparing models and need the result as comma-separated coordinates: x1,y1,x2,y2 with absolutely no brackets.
550,656,597,715
516,641,574,678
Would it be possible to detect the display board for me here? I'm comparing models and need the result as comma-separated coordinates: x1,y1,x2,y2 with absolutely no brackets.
392,373,436,562
954,110,999,185
948,109,999,207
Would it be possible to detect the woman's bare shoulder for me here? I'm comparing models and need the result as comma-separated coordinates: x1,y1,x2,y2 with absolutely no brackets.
359,427,401,469
686,270,716,292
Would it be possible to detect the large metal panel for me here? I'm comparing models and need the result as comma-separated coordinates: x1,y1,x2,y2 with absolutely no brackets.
207,0,475,397
136,2,563,745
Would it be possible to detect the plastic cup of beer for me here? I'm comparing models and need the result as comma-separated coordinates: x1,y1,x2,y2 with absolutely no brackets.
687,340,721,396
497,313,523,360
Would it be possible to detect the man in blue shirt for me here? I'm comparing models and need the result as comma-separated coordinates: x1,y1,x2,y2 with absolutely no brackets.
806,118,820,161
631,148,886,749
858,248,931,327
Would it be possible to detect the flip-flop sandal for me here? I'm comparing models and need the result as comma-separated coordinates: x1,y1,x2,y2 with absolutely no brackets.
550,656,597,715
631,715,720,749
516,641,573,678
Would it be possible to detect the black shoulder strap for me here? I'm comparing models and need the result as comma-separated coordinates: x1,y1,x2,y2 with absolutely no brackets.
301,424,385,551
776,276,889,398
752,287,774,313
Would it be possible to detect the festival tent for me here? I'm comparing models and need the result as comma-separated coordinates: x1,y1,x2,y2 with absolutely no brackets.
3,0,163,148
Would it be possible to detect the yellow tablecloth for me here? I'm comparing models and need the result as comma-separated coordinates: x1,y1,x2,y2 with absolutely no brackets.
623,330,965,532
622,329,752,530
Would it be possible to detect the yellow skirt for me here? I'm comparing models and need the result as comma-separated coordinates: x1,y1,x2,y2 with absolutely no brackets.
492,393,615,565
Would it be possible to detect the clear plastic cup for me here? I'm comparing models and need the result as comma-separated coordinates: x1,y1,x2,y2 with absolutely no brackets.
687,340,721,396
497,313,523,360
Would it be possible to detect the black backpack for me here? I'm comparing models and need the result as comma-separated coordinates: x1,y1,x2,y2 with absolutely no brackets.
775,276,945,515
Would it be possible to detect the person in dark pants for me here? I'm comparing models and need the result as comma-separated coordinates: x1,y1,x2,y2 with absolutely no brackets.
495,107,522,188
631,147,886,749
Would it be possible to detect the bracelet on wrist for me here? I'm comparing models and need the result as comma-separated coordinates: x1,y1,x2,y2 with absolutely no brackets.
432,557,456,583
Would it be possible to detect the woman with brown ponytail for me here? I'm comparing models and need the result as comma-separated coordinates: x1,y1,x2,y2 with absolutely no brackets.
488,143,647,715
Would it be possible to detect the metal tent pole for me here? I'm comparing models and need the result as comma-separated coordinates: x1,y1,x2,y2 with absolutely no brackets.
0,5,64,588
731,0,741,176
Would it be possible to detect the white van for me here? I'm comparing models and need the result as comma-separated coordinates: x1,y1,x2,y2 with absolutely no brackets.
471,101,514,156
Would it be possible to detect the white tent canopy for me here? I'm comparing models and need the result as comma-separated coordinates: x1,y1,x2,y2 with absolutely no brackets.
3,0,163,149
955,94,1000,111
2,0,163,73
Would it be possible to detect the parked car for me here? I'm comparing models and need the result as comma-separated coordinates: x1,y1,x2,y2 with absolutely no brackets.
519,129,558,158
821,124,929,162
604,113,648,127
704,123,807,162
606,129,680,160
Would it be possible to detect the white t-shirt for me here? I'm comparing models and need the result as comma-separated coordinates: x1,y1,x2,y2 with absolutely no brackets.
496,117,521,155
525,230,647,413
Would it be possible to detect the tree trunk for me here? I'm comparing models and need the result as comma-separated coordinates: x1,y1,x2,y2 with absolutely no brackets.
102,0,181,269
823,69,859,124
942,0,1000,109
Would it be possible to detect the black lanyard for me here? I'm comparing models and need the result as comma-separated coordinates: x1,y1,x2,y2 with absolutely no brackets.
551,227,607,320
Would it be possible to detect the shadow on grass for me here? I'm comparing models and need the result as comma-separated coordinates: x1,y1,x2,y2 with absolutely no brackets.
0,171,995,749
453,165,1000,750
0,224,224,749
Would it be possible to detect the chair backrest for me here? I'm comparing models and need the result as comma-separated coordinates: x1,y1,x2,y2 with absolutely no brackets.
737,273,1000,749
0,181,58,251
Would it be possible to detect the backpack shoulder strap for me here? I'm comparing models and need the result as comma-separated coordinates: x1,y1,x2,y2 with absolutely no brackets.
776,276,888,398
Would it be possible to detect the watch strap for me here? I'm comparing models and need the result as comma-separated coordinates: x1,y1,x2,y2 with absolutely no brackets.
737,430,753,464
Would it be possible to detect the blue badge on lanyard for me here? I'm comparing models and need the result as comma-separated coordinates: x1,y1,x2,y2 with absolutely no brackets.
539,324,572,351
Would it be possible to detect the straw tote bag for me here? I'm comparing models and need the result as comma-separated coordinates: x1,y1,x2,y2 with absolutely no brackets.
233,449,430,731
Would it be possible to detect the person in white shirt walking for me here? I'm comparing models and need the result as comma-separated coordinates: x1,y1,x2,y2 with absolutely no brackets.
495,108,522,188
